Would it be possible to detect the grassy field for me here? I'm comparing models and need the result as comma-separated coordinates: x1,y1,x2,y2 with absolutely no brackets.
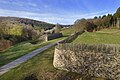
0,47,105,80
0,37,66,67
0,27,75,67
61,27,75,36
0,28,108,80
72,29,120,44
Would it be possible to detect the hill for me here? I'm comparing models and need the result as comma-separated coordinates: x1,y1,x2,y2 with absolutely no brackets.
0,17,55,30
0,17,56,51
0,17,72,51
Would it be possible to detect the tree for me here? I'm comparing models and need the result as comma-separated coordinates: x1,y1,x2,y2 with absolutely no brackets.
0,21,23,36
41,29,45,34
74,18,87,32
54,23,61,33
99,16,101,19
114,7,120,18
112,7,120,27
102,15,106,19
94,16,98,19
100,14,112,28
74,18,95,32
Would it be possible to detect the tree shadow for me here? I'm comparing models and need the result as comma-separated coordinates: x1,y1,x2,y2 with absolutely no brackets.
24,74,38,80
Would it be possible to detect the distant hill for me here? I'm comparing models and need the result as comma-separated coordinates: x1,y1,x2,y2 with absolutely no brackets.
0,17,73,29
0,17,57,48
0,17,55,30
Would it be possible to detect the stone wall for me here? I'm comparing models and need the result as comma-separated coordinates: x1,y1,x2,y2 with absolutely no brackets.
40,33,63,41
60,30,84,43
53,43,120,80
47,33,63,41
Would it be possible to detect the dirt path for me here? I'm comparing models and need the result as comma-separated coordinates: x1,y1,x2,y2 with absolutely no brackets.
0,40,63,76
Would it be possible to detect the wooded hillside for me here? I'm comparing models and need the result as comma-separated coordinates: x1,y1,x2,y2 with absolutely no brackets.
74,7,120,32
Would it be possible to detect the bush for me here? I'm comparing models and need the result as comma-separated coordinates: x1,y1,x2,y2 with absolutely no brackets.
0,39,11,51
29,39,43,44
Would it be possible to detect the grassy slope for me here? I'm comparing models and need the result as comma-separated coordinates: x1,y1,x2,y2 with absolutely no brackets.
61,27,75,36
72,29,120,44
0,28,74,66
0,37,66,67
0,27,75,67
0,47,79,80
0,47,105,80
0,28,106,80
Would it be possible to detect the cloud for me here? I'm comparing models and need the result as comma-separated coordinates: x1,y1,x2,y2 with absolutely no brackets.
0,9,65,24
0,9,110,25
0,0,38,7
70,11,109,19
27,2,38,7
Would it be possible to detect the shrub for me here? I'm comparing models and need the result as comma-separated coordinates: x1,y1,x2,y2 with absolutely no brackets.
0,39,11,51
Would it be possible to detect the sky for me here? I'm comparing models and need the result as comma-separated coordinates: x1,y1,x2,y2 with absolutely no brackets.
0,0,120,25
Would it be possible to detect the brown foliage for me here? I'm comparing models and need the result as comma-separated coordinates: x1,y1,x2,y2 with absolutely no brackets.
74,19,96,32
0,40,11,51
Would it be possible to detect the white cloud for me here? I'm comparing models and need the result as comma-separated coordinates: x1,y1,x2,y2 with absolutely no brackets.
27,2,38,7
0,9,66,24
70,11,108,19
0,9,111,25
0,0,38,7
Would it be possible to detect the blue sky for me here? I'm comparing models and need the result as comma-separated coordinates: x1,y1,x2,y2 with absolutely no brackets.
0,0,120,24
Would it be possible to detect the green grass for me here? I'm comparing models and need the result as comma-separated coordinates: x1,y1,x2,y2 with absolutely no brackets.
0,37,66,67
72,29,120,44
0,28,109,80
0,47,79,80
61,27,75,36
0,27,73,67
0,47,105,80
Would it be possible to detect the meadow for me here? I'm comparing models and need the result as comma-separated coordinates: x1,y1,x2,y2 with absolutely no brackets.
72,29,120,44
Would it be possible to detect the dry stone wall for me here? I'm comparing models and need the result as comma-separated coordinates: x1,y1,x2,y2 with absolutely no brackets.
53,43,120,80
40,33,63,41
60,30,85,43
